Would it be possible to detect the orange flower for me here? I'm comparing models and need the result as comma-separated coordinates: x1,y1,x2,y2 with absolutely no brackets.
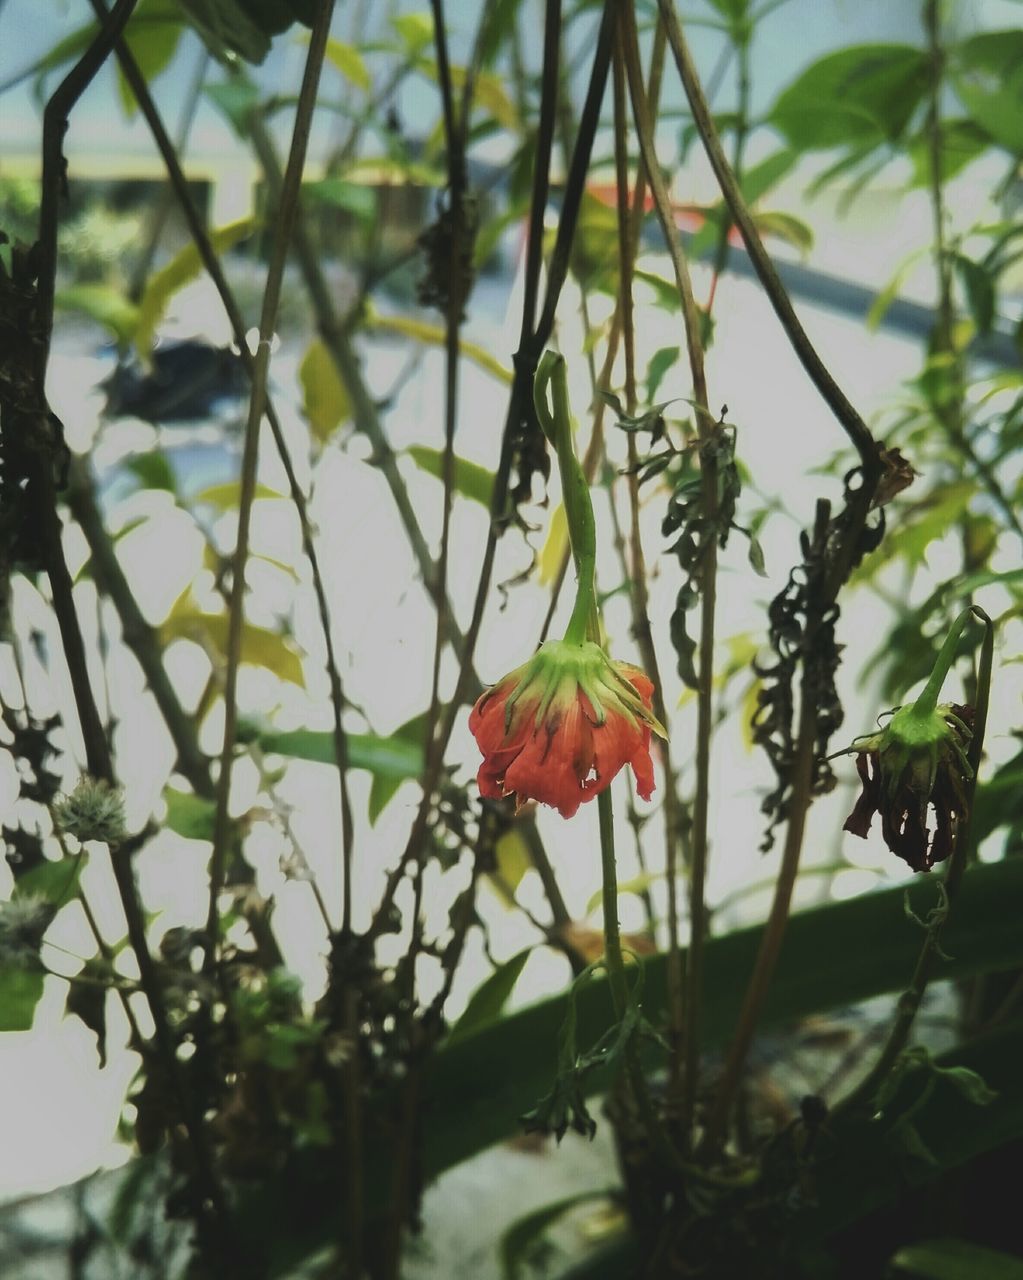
469,639,664,819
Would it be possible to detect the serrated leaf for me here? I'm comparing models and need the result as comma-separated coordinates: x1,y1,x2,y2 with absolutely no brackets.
324,38,370,90
0,967,44,1032
163,787,216,841
54,285,140,345
448,948,532,1045
135,217,257,356
407,446,495,507
299,337,352,445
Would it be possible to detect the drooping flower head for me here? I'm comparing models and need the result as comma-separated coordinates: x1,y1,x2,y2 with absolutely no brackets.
841,701,973,872
836,606,989,872
470,639,664,819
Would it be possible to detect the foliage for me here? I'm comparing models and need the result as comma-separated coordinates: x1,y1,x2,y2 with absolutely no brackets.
0,1,1021,1279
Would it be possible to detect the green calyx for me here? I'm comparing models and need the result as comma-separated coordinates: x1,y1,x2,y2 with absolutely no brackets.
867,702,973,803
502,640,665,738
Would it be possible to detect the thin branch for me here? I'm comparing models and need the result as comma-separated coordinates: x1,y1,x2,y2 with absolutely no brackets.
620,0,715,1140
655,0,878,469
65,458,213,798
31,5,237,1262
92,0,358,933
367,0,616,944
205,0,338,966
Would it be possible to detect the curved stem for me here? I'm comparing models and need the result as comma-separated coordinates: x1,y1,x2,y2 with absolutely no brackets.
914,606,974,717
535,352,597,644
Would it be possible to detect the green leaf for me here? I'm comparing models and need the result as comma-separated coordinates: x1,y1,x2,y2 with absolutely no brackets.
126,452,177,494
500,1192,615,1280
489,829,532,906
391,12,433,55
954,253,996,335
891,1238,1023,1280
908,117,991,186
867,247,930,330
117,3,183,117
645,347,680,401
303,180,376,223
770,45,929,151
0,967,44,1032
54,285,140,345
161,610,305,686
585,873,663,918
951,32,1023,155
239,859,1023,1278
193,480,284,508
752,209,814,253
177,0,271,64
324,38,370,90
260,729,424,781
14,856,85,907
368,711,430,824
66,956,113,1067
740,147,798,203
135,217,257,355
447,949,532,1045
163,787,216,841
299,338,352,445
407,446,495,507
205,79,260,135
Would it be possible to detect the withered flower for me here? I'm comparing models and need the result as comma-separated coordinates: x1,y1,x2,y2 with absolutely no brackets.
841,701,974,872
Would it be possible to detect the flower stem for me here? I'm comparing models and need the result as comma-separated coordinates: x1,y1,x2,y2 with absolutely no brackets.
839,606,993,1113
534,351,598,645
598,787,629,1018
913,606,975,717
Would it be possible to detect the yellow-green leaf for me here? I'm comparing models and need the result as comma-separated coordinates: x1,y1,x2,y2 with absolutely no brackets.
161,609,305,686
489,829,531,906
135,217,256,356
118,4,183,117
407,446,494,507
324,38,370,90
54,285,140,345
194,481,286,509
363,307,512,384
299,337,352,444
537,503,568,586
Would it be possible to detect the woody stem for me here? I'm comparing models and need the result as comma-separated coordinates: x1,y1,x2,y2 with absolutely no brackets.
534,352,598,645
